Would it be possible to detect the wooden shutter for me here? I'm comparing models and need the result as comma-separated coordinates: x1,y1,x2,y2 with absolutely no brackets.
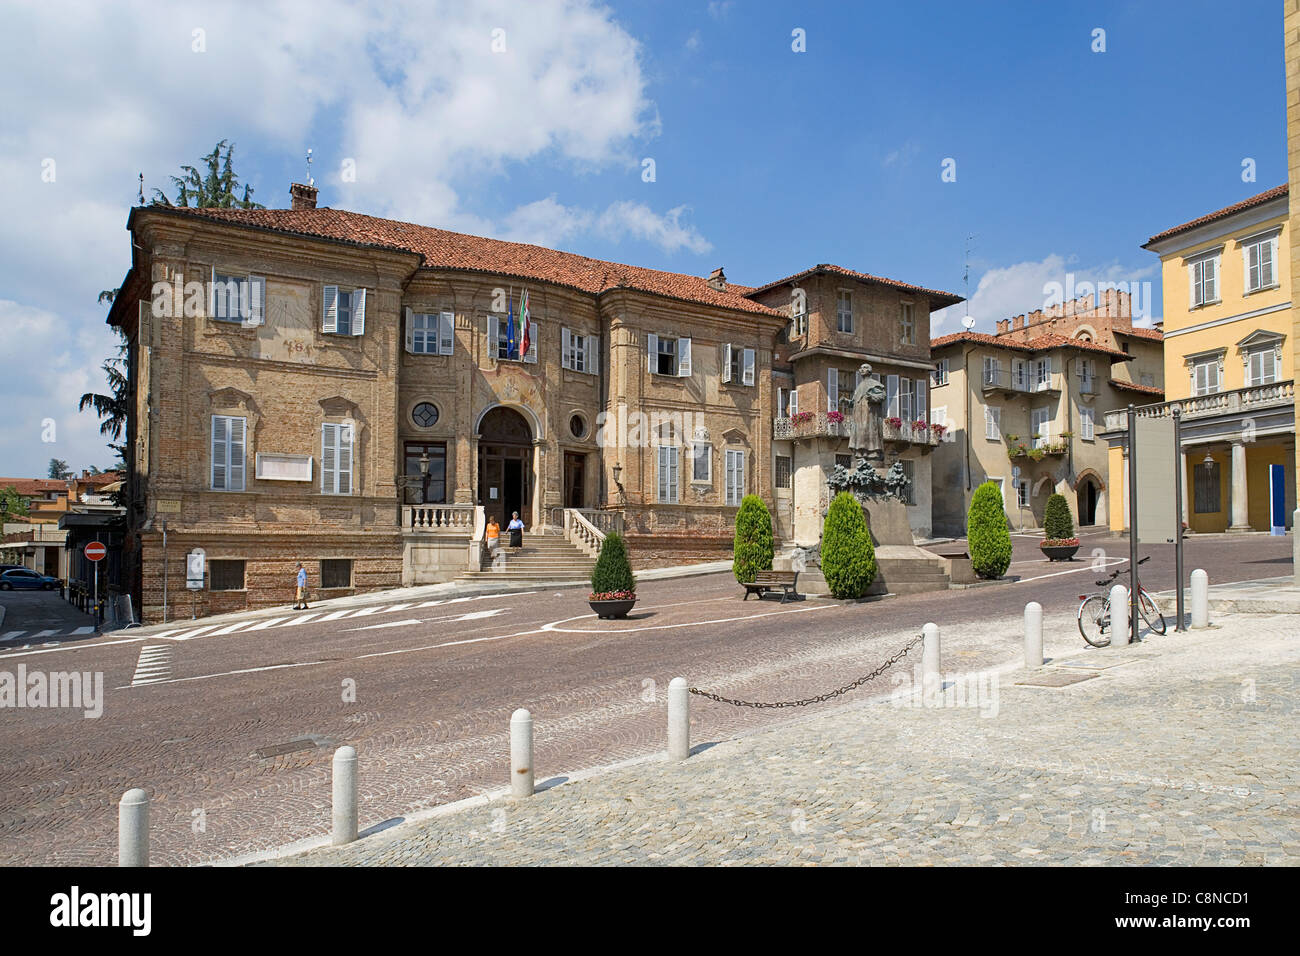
352,288,366,336
647,333,658,373
321,423,337,493
322,285,338,333
337,424,353,494
404,308,415,353
586,334,599,374
211,415,227,490
562,328,573,369
721,344,732,383
439,312,454,355
742,348,755,386
489,315,500,359
229,417,246,490
677,337,692,377
886,375,899,418
827,369,838,411
248,276,265,326
778,387,788,416
788,386,798,415
915,379,926,423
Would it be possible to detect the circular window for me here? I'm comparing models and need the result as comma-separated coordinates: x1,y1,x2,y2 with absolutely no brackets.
412,402,439,428
569,414,586,439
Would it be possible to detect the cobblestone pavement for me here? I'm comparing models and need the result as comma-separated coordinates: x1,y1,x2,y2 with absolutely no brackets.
264,612,1299,866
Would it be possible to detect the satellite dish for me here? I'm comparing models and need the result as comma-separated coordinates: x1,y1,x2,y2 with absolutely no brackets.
961,314,976,331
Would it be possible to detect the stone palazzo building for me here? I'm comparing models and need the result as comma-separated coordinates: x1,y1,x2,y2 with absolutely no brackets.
106,183,960,620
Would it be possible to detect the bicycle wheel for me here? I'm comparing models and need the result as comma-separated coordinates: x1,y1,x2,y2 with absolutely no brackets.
1137,588,1167,635
1078,595,1111,647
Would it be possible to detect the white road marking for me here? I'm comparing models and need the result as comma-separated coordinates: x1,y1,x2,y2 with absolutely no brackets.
131,646,173,686
277,613,323,627
450,609,504,622
346,618,425,631
165,625,221,641
208,620,258,635
1009,558,1127,584
348,606,386,617
0,636,146,660
1,631,23,641
71,626,95,635
315,609,356,622
243,618,286,631
32,629,59,638
119,660,321,689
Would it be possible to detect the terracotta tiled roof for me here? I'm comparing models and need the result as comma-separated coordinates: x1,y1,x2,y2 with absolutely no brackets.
1113,326,1163,341
147,206,783,317
78,471,123,487
745,263,964,308
1108,378,1165,396
1144,184,1288,247
0,478,68,496
930,331,1131,360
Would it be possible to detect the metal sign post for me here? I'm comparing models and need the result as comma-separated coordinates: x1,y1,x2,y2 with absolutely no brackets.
1173,407,1185,632
84,540,107,633
1126,405,1140,645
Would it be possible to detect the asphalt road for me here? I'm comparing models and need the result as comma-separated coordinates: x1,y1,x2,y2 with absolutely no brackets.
0,530,1289,865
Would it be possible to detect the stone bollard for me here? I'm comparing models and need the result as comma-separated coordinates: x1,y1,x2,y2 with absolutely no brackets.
667,677,690,761
511,708,534,797
922,622,941,703
1190,568,1209,629
118,788,149,867
1109,585,1129,646
1024,601,1044,668
332,746,358,846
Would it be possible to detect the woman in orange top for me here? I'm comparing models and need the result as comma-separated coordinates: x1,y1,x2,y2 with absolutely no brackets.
485,516,501,553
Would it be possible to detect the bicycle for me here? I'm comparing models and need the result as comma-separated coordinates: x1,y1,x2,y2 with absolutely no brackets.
1076,555,1167,647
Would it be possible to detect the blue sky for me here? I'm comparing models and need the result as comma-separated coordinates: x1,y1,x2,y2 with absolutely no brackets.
0,0,1287,476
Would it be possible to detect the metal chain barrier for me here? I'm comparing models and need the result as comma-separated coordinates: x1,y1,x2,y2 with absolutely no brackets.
689,633,924,709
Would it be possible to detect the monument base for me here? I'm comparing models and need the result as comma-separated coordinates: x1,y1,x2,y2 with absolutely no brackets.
860,498,913,547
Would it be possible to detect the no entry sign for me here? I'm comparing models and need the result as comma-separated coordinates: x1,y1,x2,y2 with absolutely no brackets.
84,541,107,562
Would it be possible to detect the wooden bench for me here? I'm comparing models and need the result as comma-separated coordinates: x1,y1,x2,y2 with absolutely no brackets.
742,570,801,603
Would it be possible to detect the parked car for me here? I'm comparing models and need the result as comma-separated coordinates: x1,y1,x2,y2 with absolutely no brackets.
0,568,60,591
0,563,28,574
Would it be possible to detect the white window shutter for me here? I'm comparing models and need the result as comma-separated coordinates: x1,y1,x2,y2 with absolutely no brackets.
743,348,755,386
229,417,246,490
211,416,227,490
647,333,658,373
789,387,798,415
321,423,337,493
586,334,599,373
722,344,733,383
352,288,366,336
678,337,692,377
916,379,926,422
562,328,572,369
404,308,415,353
440,312,454,355
827,369,838,411
778,387,788,416
248,276,265,326
322,285,338,333
886,375,899,418
524,321,538,363
489,315,500,358
209,265,218,318
338,424,354,494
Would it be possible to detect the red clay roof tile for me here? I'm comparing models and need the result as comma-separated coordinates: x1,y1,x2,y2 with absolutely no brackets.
1144,185,1288,247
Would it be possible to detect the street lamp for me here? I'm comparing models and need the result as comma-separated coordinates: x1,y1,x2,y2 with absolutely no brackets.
395,451,432,503
611,462,625,506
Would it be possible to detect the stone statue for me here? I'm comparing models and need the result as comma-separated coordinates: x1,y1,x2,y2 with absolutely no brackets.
847,362,887,461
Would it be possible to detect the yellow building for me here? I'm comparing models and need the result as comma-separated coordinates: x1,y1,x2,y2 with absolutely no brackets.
1103,185,1295,533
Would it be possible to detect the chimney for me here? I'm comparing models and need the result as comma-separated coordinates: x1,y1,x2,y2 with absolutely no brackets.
707,266,726,292
996,318,1010,334
290,182,318,210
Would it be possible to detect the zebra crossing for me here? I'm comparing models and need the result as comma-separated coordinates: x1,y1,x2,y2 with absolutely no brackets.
130,645,173,685
0,625,97,643
140,592,537,643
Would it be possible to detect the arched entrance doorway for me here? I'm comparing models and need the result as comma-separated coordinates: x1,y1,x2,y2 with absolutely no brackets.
1077,475,1101,526
478,406,534,527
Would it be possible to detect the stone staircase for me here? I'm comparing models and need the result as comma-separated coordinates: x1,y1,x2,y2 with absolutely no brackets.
869,545,952,595
458,533,596,584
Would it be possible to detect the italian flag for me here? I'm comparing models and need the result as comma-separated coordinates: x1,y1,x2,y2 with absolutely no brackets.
519,288,531,358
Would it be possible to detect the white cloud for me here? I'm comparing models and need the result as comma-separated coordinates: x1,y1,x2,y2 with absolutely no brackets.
685,30,702,51
0,0,711,475
882,141,921,168
932,255,1161,335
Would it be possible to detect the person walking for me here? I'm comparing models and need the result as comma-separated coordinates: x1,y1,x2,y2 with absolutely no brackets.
507,511,525,550
293,562,309,610
485,515,501,554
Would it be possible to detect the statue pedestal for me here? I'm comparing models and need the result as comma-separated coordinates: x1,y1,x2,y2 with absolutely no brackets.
861,498,913,547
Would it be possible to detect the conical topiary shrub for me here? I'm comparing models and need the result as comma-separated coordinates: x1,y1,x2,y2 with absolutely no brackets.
967,481,1012,579
821,492,877,599
733,494,775,584
590,531,636,599
1043,492,1075,542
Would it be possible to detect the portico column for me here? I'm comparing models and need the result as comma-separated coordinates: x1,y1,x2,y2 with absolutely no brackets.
1179,448,1190,526
1229,440,1251,532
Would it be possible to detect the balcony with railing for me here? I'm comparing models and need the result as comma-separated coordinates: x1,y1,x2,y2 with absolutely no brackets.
881,419,940,446
982,366,1060,395
1102,381,1296,434
774,411,848,441
402,503,479,533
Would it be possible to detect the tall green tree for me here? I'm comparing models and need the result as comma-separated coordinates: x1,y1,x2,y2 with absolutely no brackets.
732,495,775,583
967,481,1013,579
77,329,129,465
0,486,31,518
822,492,877,599
47,459,72,480
150,140,264,209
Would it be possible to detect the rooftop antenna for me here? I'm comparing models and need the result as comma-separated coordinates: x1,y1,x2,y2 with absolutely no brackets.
961,234,976,330
305,148,314,187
